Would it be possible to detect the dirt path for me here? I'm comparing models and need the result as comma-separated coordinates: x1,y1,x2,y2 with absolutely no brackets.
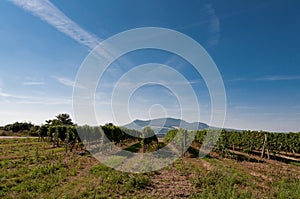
146,167,195,198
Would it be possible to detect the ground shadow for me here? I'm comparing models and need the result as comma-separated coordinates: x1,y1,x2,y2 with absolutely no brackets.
123,142,142,153
227,151,265,163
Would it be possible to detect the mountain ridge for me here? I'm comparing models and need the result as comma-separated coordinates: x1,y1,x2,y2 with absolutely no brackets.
123,117,209,134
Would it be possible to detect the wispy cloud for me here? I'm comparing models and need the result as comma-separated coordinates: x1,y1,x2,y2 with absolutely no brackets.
0,90,71,105
177,3,220,47
54,77,75,87
9,0,131,78
205,4,220,47
164,4,220,66
232,105,257,110
292,105,300,109
23,81,45,85
0,91,13,98
228,75,300,82
9,0,100,50
255,75,300,81
53,76,86,89
14,98,71,105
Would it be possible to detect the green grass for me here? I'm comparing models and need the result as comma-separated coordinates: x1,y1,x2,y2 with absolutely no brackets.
0,138,299,198
0,139,153,198
189,168,252,199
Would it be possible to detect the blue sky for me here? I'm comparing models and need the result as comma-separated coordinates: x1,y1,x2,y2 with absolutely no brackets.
0,0,300,132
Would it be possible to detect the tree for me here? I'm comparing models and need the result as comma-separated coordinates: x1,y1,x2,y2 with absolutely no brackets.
56,113,74,126
5,122,34,133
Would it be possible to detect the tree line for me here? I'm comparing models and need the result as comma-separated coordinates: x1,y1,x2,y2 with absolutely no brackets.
0,122,39,136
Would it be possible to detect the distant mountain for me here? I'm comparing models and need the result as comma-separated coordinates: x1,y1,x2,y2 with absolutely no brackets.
123,117,209,134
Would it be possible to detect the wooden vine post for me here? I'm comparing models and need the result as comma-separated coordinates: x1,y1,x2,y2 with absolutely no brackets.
182,129,187,157
261,133,270,159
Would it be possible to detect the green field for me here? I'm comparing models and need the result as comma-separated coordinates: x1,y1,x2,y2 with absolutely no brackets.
0,138,299,198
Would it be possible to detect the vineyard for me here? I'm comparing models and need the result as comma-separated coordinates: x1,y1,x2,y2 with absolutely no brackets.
1,115,300,198
1,136,299,198
2,114,299,161
164,129,300,161
37,118,300,162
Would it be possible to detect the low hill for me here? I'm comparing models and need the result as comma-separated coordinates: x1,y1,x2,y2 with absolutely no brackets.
123,117,209,134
